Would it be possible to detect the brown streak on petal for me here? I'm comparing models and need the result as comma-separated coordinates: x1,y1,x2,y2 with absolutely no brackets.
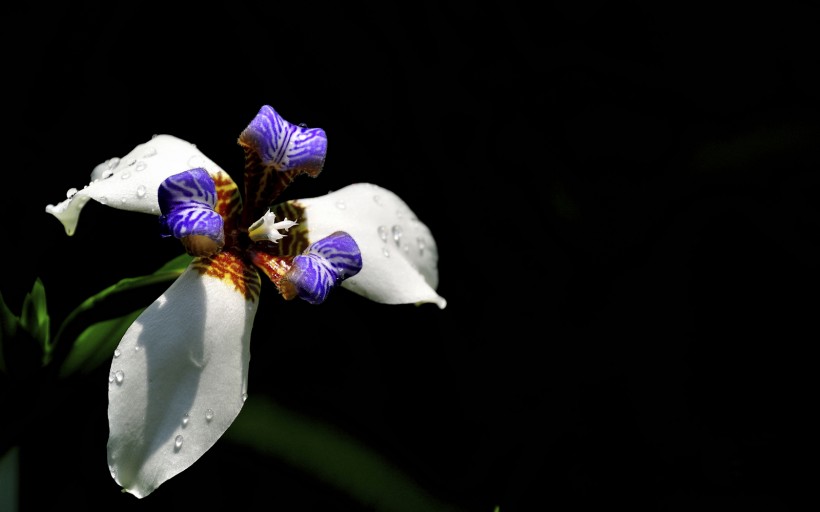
248,248,298,299
193,248,260,302
210,170,243,247
239,146,317,227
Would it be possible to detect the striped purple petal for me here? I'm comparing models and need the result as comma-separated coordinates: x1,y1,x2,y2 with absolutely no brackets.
239,105,327,173
158,168,224,246
284,231,362,304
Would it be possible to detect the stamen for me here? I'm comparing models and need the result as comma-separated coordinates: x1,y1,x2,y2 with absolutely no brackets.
247,211,298,243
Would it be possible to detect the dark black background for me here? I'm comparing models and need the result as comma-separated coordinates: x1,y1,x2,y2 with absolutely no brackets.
3,1,816,511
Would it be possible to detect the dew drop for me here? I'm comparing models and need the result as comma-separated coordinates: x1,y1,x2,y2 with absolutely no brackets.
136,185,146,198
98,196,108,205
126,158,136,166
182,413,189,427
242,392,248,402
377,225,388,242
134,345,141,352
66,188,78,199
110,467,117,479
120,197,127,204
114,370,124,384
336,200,346,210
382,247,390,257
298,122,308,128
106,157,120,170
101,169,114,179
143,147,157,157
174,435,183,451
391,225,403,246
113,349,121,358
120,171,131,180
135,161,147,171
108,372,115,383
205,409,214,422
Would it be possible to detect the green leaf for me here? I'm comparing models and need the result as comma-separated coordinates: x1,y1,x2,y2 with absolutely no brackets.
58,309,143,377
19,278,50,354
226,396,466,512
0,290,21,374
52,253,193,375
1,287,44,379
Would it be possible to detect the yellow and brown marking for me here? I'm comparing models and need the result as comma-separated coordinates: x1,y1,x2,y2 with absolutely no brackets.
210,170,243,246
238,146,319,226
193,247,261,302
248,248,294,285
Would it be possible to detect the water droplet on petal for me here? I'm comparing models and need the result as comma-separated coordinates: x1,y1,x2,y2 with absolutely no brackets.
298,122,308,128
98,196,108,205
110,467,117,479
113,349,121,358
120,197,127,204
135,161,147,171
182,413,189,427
174,435,183,451
242,393,248,402
126,158,136,166
377,225,388,242
134,345,141,352
336,200,346,210
108,372,115,383
382,248,390,257
66,188,78,199
143,147,157,157
136,185,147,198
391,225,403,246
205,409,214,422
106,157,120,170
101,169,114,180
114,370,124,384
120,171,131,180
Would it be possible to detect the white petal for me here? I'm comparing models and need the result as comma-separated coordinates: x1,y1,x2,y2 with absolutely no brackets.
106,261,257,498
45,135,226,235
293,183,446,308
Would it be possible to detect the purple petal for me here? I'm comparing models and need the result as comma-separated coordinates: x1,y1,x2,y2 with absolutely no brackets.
239,105,327,173
284,231,362,304
158,168,224,245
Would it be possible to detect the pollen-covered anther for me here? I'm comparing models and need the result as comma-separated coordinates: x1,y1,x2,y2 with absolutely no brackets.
248,211,297,243
181,234,224,257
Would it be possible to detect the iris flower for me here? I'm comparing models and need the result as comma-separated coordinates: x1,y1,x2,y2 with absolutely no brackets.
45,105,446,498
